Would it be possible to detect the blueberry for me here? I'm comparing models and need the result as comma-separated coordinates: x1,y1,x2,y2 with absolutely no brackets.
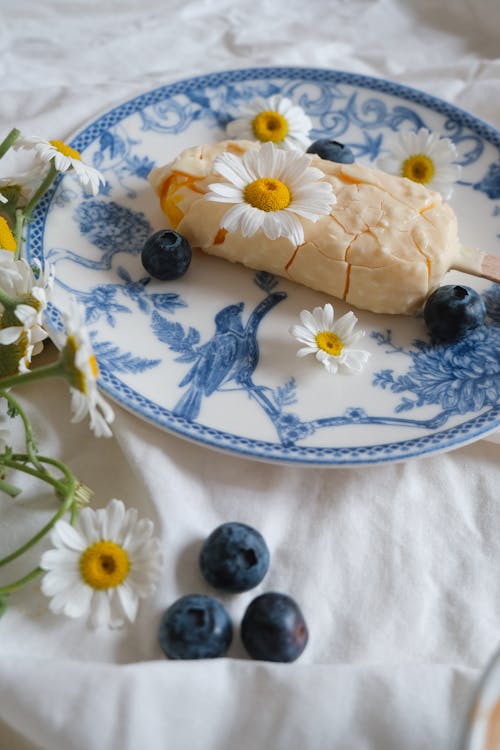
307,139,355,164
424,284,486,343
241,592,308,662
199,522,270,593
158,594,232,659
141,229,192,280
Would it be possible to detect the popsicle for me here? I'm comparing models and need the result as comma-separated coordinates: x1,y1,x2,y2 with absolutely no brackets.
148,140,499,315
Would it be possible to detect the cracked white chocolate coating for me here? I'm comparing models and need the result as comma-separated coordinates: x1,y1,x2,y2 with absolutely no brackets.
148,140,461,315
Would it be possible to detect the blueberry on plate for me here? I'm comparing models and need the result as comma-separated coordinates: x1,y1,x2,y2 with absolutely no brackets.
141,229,192,280
199,522,270,593
241,592,309,663
306,139,355,164
158,594,232,659
424,284,486,343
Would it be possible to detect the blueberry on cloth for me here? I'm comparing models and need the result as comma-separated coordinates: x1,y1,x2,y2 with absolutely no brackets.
241,592,309,663
141,229,192,280
306,139,355,164
158,594,232,659
423,284,486,343
199,522,270,593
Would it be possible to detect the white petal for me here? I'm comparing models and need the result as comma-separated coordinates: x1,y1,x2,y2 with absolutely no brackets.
101,498,126,540
296,346,318,358
124,518,155,552
89,590,111,628
206,181,243,200
75,506,100,542
322,303,334,330
289,324,316,345
341,348,371,372
214,152,252,188
117,583,139,622
61,583,93,618
299,309,320,335
333,311,358,340
222,203,262,236
40,547,79,571
51,520,87,551
226,119,254,141
0,327,23,345
41,570,79,597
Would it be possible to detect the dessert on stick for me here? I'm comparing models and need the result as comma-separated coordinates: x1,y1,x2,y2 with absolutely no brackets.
149,139,499,315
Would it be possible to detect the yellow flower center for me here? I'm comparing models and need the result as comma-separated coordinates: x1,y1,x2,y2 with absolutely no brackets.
61,335,99,393
315,331,343,356
244,177,291,212
49,139,81,161
252,111,289,143
0,216,16,252
79,540,130,589
401,154,435,184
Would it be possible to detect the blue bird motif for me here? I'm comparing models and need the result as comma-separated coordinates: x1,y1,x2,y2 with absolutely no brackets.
173,292,286,421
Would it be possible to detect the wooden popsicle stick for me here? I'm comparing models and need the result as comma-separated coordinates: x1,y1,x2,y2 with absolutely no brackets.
451,245,500,283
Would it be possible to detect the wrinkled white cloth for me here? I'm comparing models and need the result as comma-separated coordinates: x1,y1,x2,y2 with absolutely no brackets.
0,1,499,748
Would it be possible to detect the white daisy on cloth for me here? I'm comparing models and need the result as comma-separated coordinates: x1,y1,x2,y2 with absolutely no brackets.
377,128,461,199
57,299,115,437
13,135,105,196
290,303,371,375
226,95,312,151
205,141,335,247
40,499,162,628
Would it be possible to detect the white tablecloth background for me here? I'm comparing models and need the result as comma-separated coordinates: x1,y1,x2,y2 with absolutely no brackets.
0,1,499,748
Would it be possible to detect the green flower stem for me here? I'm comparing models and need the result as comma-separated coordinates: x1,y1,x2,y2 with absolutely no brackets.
1,389,45,474
0,360,64,390
0,476,21,497
0,129,20,160
0,453,77,571
0,566,43,596
23,163,57,222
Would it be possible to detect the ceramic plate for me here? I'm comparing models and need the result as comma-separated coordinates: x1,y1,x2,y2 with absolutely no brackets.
26,67,500,465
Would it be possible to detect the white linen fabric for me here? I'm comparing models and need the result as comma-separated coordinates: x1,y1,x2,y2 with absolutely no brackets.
0,1,499,748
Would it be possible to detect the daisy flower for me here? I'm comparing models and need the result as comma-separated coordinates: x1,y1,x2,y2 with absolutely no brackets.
13,135,105,196
0,193,7,204
205,141,335,247
58,299,115,437
40,498,162,628
226,95,312,151
377,128,461,199
290,303,371,375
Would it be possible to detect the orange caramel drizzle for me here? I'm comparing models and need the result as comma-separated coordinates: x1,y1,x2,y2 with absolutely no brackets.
160,171,205,228
284,244,302,272
213,228,227,245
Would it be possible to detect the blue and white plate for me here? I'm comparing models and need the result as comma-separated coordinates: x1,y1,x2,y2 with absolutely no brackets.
26,67,500,466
